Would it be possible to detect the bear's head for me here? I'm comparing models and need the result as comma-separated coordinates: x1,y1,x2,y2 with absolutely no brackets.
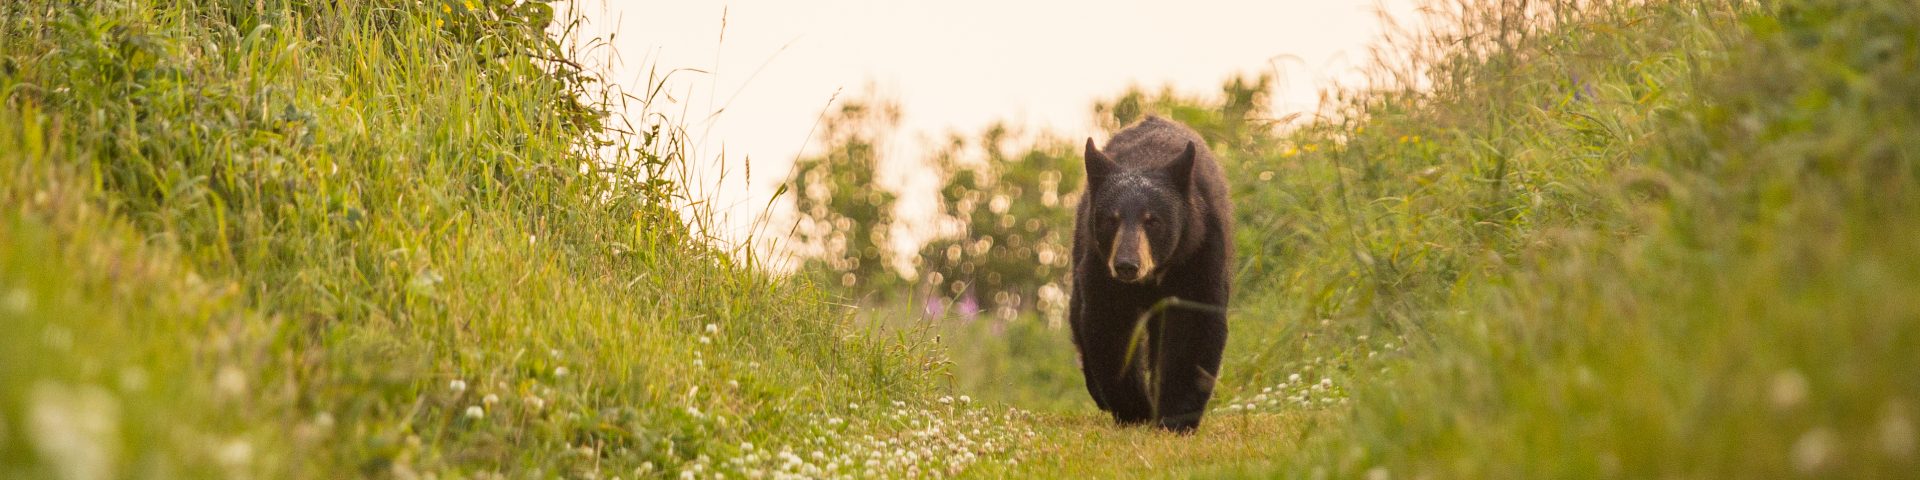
1084,138,1197,284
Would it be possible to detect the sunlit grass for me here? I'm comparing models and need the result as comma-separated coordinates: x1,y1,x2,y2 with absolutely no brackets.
0,1,977,478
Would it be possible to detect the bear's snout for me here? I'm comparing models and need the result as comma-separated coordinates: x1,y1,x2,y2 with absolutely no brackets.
1108,227,1157,283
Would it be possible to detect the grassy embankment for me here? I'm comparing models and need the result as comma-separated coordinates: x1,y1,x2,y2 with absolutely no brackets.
1,1,1025,479
945,0,1919,478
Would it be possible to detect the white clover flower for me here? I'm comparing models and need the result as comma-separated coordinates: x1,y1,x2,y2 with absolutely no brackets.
706,324,719,335
1288,373,1301,382
849,403,860,410
450,380,468,393
216,439,253,470
526,396,545,409
958,396,971,404
483,394,500,405
742,442,755,451
687,406,702,417
699,336,712,344
727,380,739,389
554,367,569,378
939,396,952,404
693,359,704,368
1366,467,1390,480
465,406,484,419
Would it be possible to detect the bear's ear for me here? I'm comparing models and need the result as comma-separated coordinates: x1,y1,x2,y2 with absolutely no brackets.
1085,138,1116,183
1164,141,1197,192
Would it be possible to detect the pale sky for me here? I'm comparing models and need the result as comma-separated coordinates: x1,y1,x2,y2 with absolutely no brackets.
568,0,1416,267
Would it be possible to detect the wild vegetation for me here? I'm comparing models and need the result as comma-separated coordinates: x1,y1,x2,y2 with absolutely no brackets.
0,1,1020,478
5,0,1918,478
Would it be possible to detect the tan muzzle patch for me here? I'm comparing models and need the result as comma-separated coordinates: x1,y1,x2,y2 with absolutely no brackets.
1108,227,1156,282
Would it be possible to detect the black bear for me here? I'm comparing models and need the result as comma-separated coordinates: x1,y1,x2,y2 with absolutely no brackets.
1069,116,1233,433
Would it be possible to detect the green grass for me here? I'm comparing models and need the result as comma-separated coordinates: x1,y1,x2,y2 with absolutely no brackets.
0,1,1017,478
1220,0,1920,477
7,0,1920,478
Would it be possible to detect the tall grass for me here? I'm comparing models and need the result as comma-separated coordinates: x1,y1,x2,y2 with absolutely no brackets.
1206,0,1920,477
0,1,1009,478
1215,0,1737,392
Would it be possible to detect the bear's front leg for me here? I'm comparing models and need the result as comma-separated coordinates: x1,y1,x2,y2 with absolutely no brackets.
1068,283,1112,412
1078,311,1154,424
1151,307,1227,433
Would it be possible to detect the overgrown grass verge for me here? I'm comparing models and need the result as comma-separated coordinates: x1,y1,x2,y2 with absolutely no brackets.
0,1,1034,478
1219,0,1920,477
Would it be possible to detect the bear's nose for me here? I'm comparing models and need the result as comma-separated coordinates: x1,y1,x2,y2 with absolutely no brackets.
1112,260,1140,279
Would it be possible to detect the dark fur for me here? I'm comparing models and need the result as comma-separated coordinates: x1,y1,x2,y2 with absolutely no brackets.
1069,116,1233,433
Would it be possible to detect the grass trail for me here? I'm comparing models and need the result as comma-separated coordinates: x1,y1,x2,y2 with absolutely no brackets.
1003,413,1315,478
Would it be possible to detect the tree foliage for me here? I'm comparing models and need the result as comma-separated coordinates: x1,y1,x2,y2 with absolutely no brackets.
787,94,903,293
915,124,1082,322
